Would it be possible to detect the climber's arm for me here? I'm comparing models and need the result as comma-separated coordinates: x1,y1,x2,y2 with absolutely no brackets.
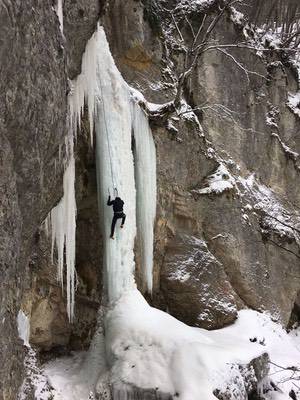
107,196,114,206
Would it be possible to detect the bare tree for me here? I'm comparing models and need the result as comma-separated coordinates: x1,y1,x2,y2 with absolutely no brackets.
138,0,300,134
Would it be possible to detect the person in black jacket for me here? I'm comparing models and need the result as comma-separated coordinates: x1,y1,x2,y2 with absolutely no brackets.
107,195,126,239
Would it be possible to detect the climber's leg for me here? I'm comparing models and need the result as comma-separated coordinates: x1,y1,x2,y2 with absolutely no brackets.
110,215,118,238
121,213,126,228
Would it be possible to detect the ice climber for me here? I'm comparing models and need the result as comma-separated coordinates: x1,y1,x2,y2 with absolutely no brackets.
107,194,126,239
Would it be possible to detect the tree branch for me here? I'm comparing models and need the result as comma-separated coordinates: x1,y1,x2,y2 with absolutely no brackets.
216,48,267,82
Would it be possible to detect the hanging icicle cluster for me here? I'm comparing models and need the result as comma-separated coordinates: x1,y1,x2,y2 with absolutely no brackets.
49,24,101,321
50,150,76,321
47,1,77,322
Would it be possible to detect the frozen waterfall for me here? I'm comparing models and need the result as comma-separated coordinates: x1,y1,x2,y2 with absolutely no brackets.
68,26,156,302
94,35,137,301
94,29,157,300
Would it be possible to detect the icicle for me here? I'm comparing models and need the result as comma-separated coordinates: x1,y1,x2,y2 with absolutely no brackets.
56,0,64,33
68,28,100,146
49,123,76,321
131,100,156,293
50,151,76,321
17,310,30,347
47,25,104,321
43,215,51,237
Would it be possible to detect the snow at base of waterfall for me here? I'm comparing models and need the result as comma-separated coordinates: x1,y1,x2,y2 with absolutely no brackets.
42,300,300,400
44,323,108,400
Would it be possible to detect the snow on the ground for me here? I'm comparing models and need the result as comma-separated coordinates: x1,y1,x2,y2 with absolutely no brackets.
44,317,108,400
106,292,300,400
221,310,300,399
106,290,262,399
43,297,300,400
230,7,245,27
17,311,54,400
19,347,54,400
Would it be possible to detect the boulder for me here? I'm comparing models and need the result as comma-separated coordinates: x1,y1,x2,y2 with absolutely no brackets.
161,234,238,329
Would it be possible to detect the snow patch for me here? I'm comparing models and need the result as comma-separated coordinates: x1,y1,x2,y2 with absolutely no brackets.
238,175,300,239
271,132,299,162
230,7,244,26
106,291,264,399
287,92,300,118
44,314,108,400
195,164,235,195
43,306,300,400
19,347,54,400
175,0,216,15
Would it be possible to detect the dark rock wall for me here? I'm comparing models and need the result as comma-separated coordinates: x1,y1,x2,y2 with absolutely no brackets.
0,1,67,397
63,0,104,78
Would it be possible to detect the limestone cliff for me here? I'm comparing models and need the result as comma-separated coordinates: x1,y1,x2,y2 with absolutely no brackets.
1,0,300,399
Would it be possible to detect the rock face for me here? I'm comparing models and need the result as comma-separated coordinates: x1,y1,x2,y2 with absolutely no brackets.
214,353,270,400
160,234,237,329
63,0,105,78
0,1,67,397
1,0,300,398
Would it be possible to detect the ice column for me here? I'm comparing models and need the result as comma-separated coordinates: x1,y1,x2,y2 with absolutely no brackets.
94,29,136,302
131,102,156,293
